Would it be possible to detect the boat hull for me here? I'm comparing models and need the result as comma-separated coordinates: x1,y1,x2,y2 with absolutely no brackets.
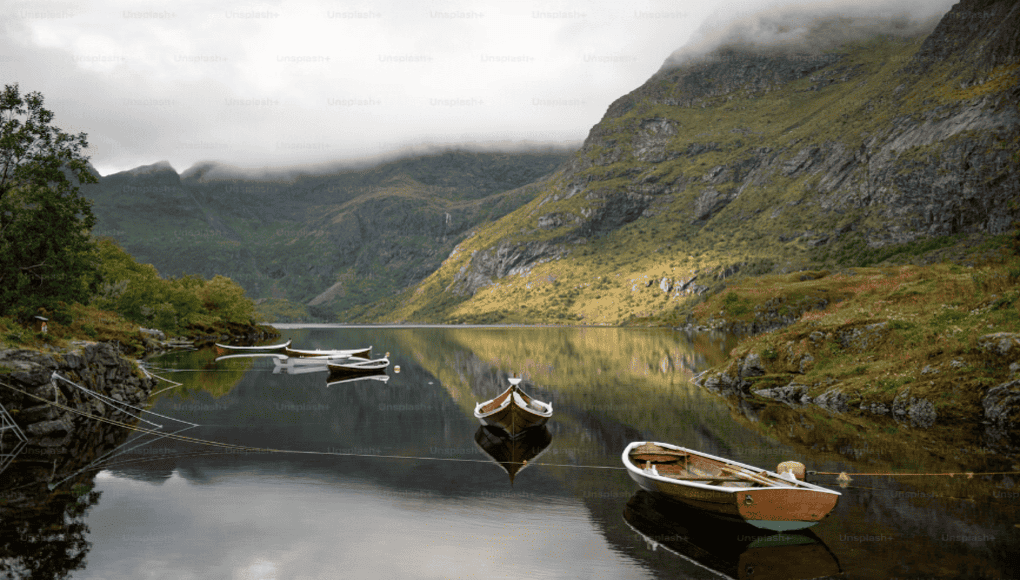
214,339,291,351
326,357,390,373
475,402,550,436
623,442,840,532
285,346,372,359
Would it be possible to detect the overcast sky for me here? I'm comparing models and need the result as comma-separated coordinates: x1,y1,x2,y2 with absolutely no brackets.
1,0,956,176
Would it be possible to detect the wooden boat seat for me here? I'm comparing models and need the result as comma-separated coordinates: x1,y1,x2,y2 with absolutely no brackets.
653,463,756,486
631,453,686,464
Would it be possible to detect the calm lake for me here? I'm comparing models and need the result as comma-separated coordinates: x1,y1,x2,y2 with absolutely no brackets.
2,325,1017,579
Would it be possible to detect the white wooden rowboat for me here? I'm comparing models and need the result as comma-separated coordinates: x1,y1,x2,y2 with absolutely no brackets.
214,339,291,351
622,441,840,532
473,377,552,438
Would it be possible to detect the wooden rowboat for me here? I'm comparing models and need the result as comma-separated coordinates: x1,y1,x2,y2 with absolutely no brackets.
284,345,372,359
326,356,390,373
622,442,840,532
214,339,291,351
473,377,552,438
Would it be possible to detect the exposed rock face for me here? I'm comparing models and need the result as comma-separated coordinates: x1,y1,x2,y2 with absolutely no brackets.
438,1,1019,304
977,332,1020,454
449,240,567,296
0,343,157,455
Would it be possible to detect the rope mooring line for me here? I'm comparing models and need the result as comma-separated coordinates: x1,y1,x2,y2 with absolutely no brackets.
810,470,1020,484
52,372,198,428
50,372,162,429
0,380,624,472
11,378,1013,482
46,425,199,491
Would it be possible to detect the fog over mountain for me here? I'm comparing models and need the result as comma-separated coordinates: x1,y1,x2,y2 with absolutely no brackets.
663,0,955,68
2,0,958,176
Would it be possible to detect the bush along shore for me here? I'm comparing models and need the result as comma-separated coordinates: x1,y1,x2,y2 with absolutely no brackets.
675,258,1020,463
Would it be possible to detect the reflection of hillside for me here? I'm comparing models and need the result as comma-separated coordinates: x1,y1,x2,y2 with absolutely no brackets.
146,347,251,400
101,328,1020,578
390,327,775,456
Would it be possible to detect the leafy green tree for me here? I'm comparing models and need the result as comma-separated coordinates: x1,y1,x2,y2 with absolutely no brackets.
94,238,256,333
0,83,99,318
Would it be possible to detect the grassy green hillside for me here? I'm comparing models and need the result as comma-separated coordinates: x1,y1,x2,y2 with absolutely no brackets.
374,18,1019,325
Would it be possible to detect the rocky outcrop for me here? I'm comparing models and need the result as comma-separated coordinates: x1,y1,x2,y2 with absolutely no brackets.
449,240,568,297
428,2,1019,312
694,330,1020,460
977,332,1020,454
0,342,157,455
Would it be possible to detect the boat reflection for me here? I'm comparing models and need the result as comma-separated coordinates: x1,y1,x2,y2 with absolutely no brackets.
326,368,391,387
474,424,552,485
214,353,391,385
623,490,844,580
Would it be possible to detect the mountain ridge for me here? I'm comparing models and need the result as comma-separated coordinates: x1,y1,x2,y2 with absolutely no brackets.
378,0,1019,324
82,149,573,320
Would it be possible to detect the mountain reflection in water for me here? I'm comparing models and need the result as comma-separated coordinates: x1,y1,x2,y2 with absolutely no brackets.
0,326,1015,579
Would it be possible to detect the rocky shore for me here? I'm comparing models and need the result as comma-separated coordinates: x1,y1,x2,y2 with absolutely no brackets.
0,342,157,455
693,331,1020,459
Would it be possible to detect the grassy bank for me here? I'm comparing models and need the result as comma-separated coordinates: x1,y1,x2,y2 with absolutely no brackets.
0,304,277,358
662,240,1020,457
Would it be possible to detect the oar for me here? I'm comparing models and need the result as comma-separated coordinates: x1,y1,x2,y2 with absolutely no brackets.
720,465,788,487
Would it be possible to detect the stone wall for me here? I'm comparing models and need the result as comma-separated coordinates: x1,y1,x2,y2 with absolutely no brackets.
0,342,157,464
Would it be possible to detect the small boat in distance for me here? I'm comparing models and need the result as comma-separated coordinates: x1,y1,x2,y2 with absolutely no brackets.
474,376,552,438
214,339,291,351
622,442,841,532
326,356,390,374
284,345,372,359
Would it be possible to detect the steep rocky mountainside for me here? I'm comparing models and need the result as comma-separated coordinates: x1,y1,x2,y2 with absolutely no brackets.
83,150,571,320
382,0,1020,325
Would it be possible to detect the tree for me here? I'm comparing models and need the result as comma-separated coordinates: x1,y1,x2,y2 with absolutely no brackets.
0,83,100,318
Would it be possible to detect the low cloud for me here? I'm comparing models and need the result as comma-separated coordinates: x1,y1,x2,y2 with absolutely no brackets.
662,0,956,69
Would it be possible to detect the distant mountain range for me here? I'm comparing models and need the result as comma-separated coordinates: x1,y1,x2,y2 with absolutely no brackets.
82,150,573,321
86,0,1020,324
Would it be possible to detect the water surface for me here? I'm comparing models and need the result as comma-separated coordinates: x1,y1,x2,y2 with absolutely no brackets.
2,326,1016,579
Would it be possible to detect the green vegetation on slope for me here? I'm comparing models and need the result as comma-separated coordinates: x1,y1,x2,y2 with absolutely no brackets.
378,24,1019,326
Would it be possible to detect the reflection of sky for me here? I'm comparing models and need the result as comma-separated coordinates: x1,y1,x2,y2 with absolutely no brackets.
81,470,652,579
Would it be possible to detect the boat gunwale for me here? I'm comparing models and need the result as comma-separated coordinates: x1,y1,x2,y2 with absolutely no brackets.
326,357,390,372
622,441,841,496
214,339,292,350
474,382,553,420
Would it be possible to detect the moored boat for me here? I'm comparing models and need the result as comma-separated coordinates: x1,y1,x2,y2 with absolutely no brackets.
214,339,291,352
284,345,372,359
325,356,390,373
473,377,552,438
622,441,840,532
